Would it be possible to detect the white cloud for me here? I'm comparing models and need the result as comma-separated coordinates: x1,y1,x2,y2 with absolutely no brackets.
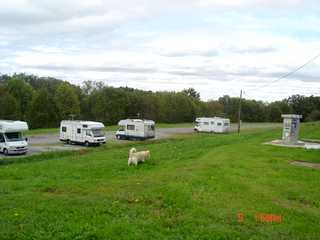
0,0,319,101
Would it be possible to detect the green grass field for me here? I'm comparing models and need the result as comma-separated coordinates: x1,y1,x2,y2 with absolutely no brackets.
1,122,320,239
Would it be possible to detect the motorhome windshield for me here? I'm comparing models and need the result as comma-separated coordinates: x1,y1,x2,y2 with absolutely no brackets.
92,129,104,137
146,124,155,131
118,125,125,131
5,132,24,142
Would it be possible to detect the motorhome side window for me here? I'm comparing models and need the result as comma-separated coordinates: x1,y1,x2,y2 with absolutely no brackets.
77,128,81,134
224,123,229,126
204,122,209,125
217,122,222,126
127,125,135,130
0,133,4,142
211,121,215,125
62,126,67,132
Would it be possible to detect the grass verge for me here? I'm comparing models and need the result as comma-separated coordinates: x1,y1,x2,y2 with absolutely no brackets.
1,123,319,240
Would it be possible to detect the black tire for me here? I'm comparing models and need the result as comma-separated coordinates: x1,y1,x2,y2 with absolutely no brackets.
3,149,9,156
66,139,70,145
116,135,121,140
85,141,90,147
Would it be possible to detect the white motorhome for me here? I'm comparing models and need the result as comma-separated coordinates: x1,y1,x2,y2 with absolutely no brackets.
116,119,155,140
194,117,230,133
0,120,29,155
60,121,106,146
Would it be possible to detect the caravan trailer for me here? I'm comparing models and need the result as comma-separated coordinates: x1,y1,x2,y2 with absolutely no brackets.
116,119,155,140
194,117,230,133
0,120,29,155
60,120,106,146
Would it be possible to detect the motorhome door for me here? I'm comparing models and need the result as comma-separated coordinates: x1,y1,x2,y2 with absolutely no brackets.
76,127,85,142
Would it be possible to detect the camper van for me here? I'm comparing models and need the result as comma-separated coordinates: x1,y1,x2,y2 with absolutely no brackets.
0,120,29,155
116,119,155,140
60,120,106,146
194,117,230,133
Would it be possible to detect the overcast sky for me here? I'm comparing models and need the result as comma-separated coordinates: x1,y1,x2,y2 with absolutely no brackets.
1,0,320,101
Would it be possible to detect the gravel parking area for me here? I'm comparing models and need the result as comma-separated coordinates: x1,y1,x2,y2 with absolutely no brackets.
0,123,282,158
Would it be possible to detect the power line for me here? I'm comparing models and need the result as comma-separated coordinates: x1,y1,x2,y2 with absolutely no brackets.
239,52,320,120
250,51,320,91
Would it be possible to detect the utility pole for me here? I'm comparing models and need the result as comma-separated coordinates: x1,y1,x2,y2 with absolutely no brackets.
238,90,242,134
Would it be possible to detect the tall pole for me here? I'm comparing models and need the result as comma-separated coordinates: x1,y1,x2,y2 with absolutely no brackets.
238,90,242,134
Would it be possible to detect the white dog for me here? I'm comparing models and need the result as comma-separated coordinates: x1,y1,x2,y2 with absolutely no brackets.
128,147,150,166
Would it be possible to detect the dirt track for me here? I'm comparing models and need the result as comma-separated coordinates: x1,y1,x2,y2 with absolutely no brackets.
1,123,282,158
26,127,194,155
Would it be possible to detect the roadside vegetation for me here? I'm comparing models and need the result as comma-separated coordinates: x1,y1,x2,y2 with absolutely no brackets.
0,122,319,239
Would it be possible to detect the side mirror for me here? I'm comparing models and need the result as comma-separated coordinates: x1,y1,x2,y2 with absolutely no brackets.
25,137,28,142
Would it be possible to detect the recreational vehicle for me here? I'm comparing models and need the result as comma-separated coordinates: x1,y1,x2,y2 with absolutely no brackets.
194,117,230,133
60,120,106,146
0,120,29,155
116,119,155,140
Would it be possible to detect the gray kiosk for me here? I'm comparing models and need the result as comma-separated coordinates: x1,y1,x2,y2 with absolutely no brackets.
281,114,302,144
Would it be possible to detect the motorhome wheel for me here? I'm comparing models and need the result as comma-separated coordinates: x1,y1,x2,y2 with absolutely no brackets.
4,149,9,156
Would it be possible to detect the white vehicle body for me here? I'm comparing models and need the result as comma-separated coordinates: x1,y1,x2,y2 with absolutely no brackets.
0,120,29,155
116,119,155,140
194,117,230,133
60,120,106,146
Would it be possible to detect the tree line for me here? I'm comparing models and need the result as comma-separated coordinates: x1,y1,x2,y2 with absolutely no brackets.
0,73,319,129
